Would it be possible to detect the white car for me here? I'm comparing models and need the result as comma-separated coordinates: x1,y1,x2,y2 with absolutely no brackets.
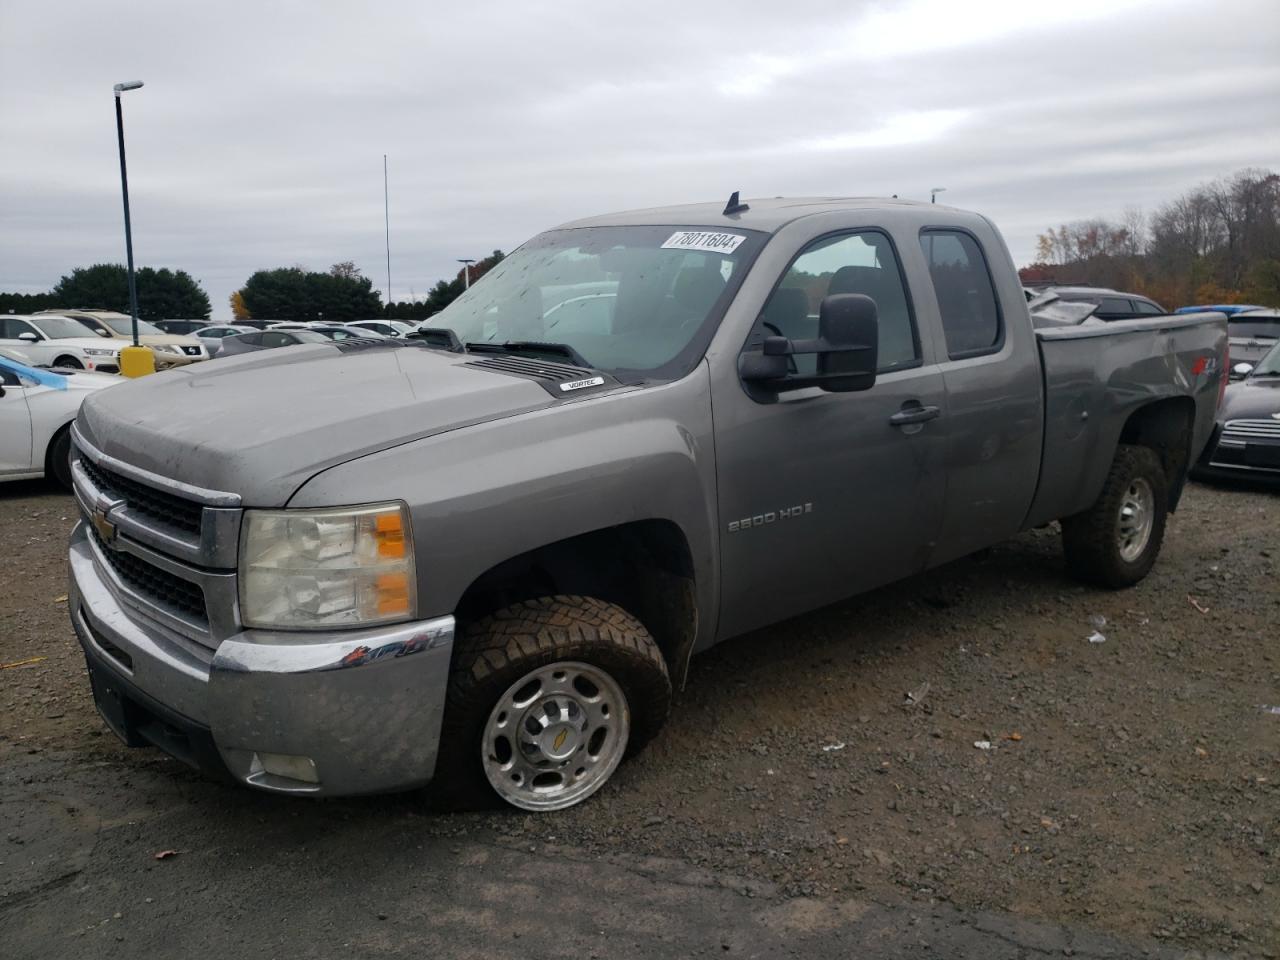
0,349,121,488
192,323,256,357
348,319,414,337
0,314,122,374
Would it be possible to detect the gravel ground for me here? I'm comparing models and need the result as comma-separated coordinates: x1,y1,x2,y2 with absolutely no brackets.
1,477,1277,957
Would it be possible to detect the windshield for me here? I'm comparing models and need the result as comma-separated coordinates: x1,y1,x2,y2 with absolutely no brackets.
430,225,766,379
31,315,103,340
1251,339,1280,376
96,315,165,337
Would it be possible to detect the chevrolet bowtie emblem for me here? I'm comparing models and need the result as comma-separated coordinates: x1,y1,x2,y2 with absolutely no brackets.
553,729,568,752
92,505,120,548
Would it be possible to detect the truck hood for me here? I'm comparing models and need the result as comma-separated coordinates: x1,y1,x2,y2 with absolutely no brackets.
76,343,559,506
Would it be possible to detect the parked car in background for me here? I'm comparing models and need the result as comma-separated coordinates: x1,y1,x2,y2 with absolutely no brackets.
191,324,257,357
1193,337,1280,482
216,327,333,357
67,196,1226,812
43,310,208,368
1174,304,1265,316
270,322,387,341
348,320,414,338
0,314,122,373
1224,310,1280,378
1,351,119,488
154,319,211,336
1029,286,1165,319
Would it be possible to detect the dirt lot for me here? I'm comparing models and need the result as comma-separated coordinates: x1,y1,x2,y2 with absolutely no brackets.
1,477,1277,957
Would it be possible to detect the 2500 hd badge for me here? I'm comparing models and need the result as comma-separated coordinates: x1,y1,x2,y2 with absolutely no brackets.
727,502,814,533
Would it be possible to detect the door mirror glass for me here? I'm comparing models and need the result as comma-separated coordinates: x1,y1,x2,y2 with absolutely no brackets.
741,294,878,393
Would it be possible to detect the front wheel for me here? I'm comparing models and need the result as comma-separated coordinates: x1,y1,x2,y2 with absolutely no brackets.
46,426,73,490
437,596,672,811
1062,444,1168,588
53,355,83,369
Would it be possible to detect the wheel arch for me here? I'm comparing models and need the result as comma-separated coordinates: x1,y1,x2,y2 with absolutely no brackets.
455,519,698,688
1117,396,1195,511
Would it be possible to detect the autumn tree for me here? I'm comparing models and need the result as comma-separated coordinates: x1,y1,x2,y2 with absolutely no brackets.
229,290,251,320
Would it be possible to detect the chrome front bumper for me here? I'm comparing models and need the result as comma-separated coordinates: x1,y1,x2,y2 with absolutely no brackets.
69,521,456,796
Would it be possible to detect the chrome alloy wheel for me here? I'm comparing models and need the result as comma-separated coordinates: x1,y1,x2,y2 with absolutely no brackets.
481,661,630,811
1116,477,1155,563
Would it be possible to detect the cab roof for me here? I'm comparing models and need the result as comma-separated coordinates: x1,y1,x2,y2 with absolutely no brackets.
556,196,971,234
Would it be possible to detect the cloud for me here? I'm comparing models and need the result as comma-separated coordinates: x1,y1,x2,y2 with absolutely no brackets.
0,0,1276,317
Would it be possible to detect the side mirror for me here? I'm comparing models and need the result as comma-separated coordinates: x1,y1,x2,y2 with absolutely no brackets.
1233,362,1254,377
740,293,878,393
17,331,39,343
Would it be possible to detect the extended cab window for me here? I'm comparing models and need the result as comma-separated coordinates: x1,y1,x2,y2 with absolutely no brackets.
919,230,1002,358
757,231,918,374
1134,299,1163,316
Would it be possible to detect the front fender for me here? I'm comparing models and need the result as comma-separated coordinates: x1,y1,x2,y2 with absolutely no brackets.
289,364,720,649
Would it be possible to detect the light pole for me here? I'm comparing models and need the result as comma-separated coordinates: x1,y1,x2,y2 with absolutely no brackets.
457,258,476,290
114,81,143,345
930,187,946,204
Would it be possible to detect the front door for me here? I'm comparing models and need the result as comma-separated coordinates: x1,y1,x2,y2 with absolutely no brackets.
0,366,33,476
712,229,947,641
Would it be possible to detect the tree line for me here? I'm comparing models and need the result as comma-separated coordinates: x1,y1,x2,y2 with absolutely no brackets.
1019,167,1280,307
1,251,506,325
0,264,211,322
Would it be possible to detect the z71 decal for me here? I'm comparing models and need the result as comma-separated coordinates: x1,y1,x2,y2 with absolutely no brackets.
727,502,813,533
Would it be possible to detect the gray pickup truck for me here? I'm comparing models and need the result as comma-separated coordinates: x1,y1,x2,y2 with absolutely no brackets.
68,197,1227,812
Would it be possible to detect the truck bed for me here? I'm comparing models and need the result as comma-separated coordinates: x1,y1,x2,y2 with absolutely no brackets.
1023,312,1227,529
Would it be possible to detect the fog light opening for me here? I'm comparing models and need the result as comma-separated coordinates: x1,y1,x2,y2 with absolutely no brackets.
251,751,320,785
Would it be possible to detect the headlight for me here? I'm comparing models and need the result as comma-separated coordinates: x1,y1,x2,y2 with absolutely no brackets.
239,503,416,629
83,347,117,357
155,345,180,354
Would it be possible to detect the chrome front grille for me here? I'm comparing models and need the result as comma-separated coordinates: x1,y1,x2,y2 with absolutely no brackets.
89,525,208,625
71,424,242,649
1222,418,1280,441
78,455,204,534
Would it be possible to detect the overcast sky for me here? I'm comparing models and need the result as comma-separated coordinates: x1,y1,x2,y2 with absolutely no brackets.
2,0,1278,320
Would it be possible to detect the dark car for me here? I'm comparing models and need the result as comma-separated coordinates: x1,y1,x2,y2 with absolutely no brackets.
1225,310,1280,378
1194,338,1280,482
1034,286,1165,320
217,328,331,356
154,319,210,336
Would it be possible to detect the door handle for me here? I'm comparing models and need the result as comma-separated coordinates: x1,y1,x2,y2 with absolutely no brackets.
889,403,941,427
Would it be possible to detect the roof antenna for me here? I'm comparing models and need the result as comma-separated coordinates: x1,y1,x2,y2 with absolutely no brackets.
723,190,750,216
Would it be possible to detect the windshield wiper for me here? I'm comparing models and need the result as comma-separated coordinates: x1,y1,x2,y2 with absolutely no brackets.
464,340,592,368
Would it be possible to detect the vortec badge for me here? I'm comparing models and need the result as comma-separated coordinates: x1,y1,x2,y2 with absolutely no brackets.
559,377,605,392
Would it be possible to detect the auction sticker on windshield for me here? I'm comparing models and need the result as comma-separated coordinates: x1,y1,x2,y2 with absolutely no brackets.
661,231,746,254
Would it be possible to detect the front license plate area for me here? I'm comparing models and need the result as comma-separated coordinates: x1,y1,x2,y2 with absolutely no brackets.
1243,443,1280,468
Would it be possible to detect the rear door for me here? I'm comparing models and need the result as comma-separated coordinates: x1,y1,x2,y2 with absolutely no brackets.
712,228,948,640
916,227,1043,565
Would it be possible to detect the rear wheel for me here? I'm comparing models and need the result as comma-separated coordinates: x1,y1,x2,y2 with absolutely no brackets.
46,426,73,490
53,355,83,369
437,596,671,811
1062,444,1167,588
